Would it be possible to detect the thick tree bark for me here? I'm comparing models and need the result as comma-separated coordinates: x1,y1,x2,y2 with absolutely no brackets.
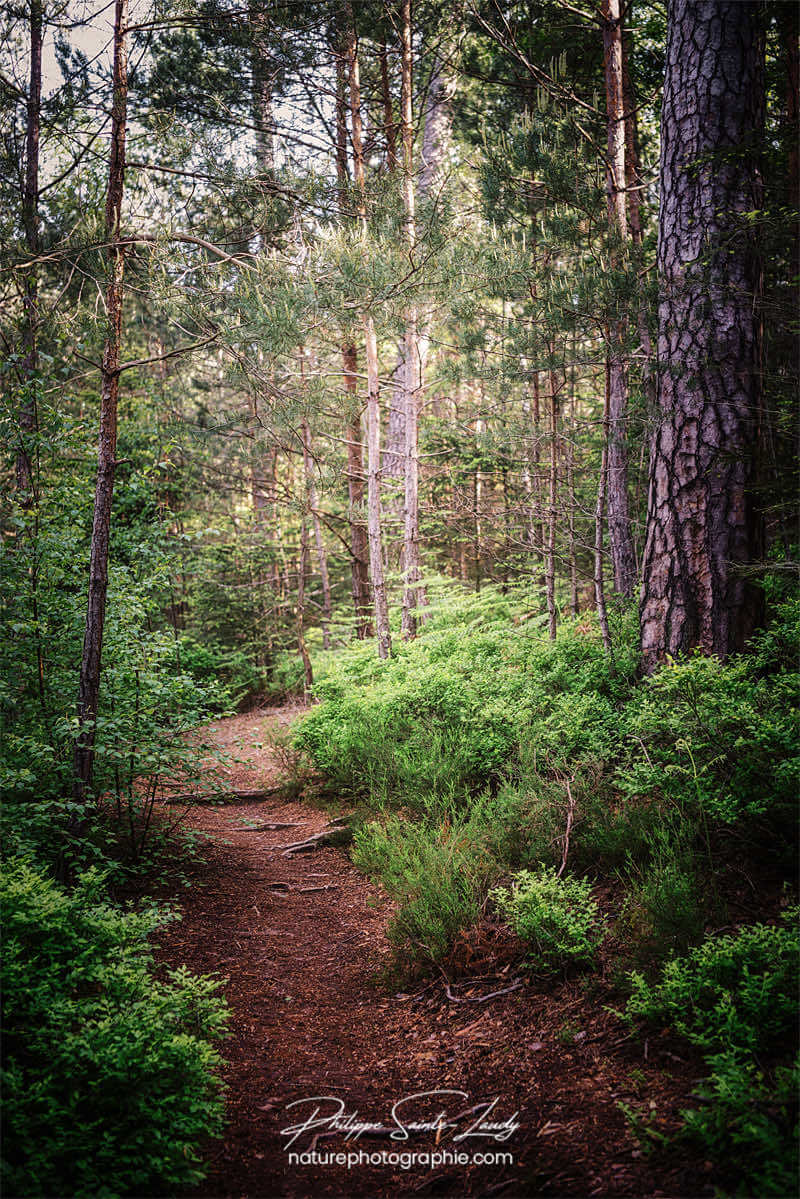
345,7,392,658
74,0,129,801
640,0,764,672
17,0,43,498
601,0,637,599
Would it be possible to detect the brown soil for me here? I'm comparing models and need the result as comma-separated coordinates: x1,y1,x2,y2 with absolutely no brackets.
155,707,713,1199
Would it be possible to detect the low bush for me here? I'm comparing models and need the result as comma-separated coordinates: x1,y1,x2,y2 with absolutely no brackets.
352,811,496,967
624,917,799,1194
1,862,229,1198
626,917,798,1053
491,867,604,973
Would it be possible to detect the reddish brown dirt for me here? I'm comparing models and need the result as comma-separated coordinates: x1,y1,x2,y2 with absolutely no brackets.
155,708,713,1199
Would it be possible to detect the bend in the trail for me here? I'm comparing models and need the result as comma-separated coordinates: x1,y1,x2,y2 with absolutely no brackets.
156,706,706,1199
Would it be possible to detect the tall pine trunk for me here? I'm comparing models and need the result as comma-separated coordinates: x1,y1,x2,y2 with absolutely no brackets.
345,6,391,658
640,0,764,671
18,0,43,498
73,0,128,801
601,0,637,599
399,0,423,638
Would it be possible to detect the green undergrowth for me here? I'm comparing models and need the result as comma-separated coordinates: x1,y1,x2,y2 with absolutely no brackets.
624,917,799,1195
296,578,799,1192
0,863,229,1198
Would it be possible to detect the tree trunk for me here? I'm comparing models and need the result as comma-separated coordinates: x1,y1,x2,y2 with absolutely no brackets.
640,0,764,672
382,49,453,484
400,0,423,638
73,0,129,801
595,362,614,657
601,0,637,600
18,0,43,499
345,6,392,658
474,415,484,592
379,40,398,170
297,515,314,696
344,346,373,638
300,408,332,651
332,45,371,638
546,372,559,640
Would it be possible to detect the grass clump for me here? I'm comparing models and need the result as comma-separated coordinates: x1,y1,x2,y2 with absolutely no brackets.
1,862,229,1198
491,866,604,973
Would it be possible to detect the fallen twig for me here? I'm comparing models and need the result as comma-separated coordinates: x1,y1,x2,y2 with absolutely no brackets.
239,821,302,831
443,979,523,1004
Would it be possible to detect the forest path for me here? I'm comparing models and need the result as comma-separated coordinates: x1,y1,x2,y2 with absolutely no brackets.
155,706,700,1199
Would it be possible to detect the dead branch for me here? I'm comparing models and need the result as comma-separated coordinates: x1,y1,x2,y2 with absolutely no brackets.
161,786,287,805
557,778,577,878
443,980,523,1004
276,818,352,856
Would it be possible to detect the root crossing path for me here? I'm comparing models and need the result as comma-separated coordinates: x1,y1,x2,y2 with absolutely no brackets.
155,707,702,1199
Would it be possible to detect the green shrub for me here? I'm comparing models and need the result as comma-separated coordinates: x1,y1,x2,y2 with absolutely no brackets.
624,918,799,1194
618,647,799,828
491,867,604,973
352,813,495,966
1,862,229,1198
680,1050,798,1197
626,918,798,1054
295,585,636,812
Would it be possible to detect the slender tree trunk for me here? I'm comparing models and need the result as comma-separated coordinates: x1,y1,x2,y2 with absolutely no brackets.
300,406,332,650
595,363,614,657
345,7,391,658
18,0,43,498
640,0,765,672
344,347,373,637
297,515,314,696
474,415,484,592
382,50,453,484
546,372,559,639
601,0,637,599
250,3,274,178
379,40,398,169
73,0,128,801
332,45,371,637
400,0,423,638
249,389,269,524
621,19,656,576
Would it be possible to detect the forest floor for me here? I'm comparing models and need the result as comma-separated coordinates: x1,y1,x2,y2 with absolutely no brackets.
155,706,712,1199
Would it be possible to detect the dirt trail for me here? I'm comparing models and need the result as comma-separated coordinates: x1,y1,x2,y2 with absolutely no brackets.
155,708,707,1199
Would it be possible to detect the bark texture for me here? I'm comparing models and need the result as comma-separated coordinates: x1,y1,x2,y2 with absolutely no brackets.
640,0,764,671
74,0,128,799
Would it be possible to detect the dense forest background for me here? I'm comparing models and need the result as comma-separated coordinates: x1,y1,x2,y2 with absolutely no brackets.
1,0,798,1196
